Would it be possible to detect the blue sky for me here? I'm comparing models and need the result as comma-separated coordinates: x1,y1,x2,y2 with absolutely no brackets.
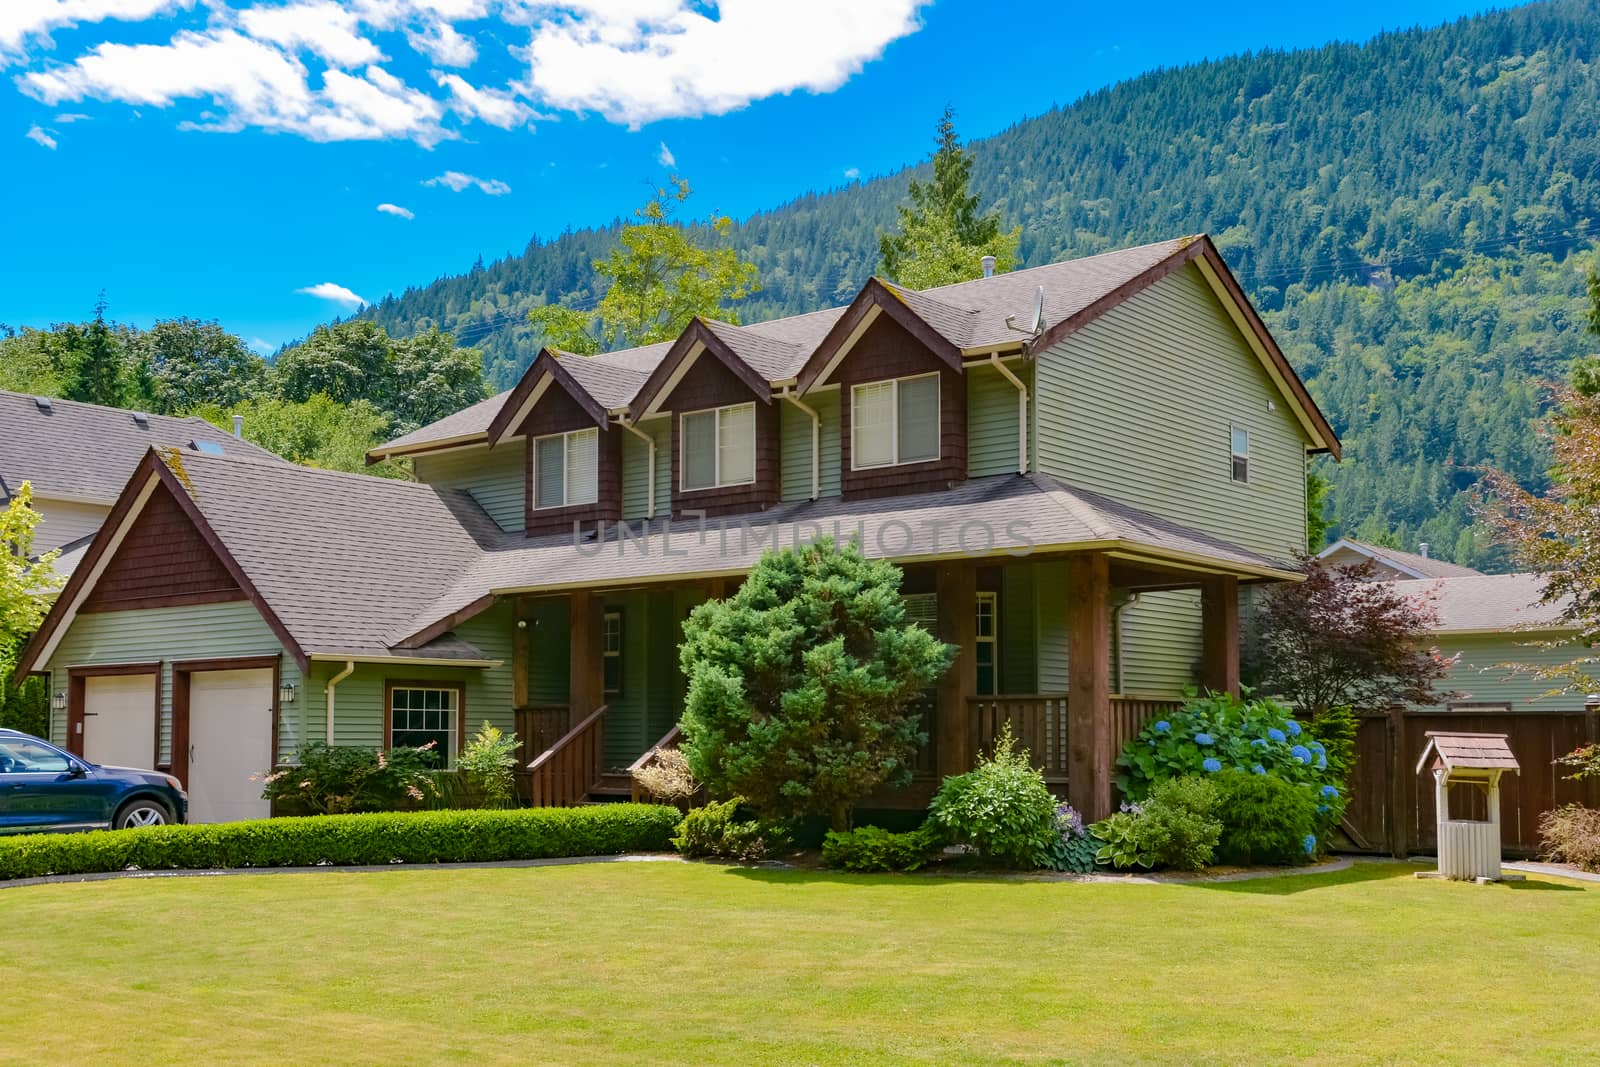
0,0,1495,353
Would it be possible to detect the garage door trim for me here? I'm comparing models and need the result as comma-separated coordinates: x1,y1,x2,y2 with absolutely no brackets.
65,662,161,763
171,655,282,786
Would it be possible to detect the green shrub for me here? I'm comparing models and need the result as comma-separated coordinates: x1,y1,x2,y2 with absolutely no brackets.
821,825,940,873
456,722,521,808
672,798,790,862
259,741,439,814
926,725,1058,869
0,804,682,882
1539,804,1600,871
1090,777,1221,871
1213,769,1321,865
1042,803,1100,874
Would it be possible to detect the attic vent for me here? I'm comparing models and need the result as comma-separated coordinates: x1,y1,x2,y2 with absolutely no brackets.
132,412,149,428
192,440,227,456
34,396,52,413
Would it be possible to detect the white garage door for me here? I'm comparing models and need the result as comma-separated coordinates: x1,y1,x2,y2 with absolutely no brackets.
82,673,157,770
189,668,274,824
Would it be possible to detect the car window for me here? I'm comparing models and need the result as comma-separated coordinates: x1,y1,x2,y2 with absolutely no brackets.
0,738,73,774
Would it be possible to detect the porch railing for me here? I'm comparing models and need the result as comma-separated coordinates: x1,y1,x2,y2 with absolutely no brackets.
527,704,608,808
1111,695,1186,758
964,694,1187,785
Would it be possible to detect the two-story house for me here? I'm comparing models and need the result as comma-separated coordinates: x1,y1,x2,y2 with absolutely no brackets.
15,235,1340,824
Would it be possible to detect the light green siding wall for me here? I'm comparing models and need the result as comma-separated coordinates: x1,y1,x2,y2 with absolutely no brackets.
1119,590,1202,696
44,600,299,764
413,444,525,533
999,565,1037,693
524,597,570,703
1425,633,1589,712
967,361,1031,478
1034,561,1070,691
601,590,685,768
1034,262,1310,560
781,388,842,501
621,416,672,520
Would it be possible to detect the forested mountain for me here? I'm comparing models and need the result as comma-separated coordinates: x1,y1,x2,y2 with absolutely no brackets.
357,0,1600,569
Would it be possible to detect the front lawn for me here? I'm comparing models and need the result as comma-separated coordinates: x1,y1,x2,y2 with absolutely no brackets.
5,861,1596,1064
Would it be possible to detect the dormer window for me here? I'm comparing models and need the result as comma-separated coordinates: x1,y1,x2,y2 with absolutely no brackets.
533,427,599,509
1230,426,1250,484
682,402,755,491
852,373,939,469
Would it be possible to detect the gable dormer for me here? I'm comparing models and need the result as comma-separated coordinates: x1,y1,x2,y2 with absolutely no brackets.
799,279,968,500
487,349,621,537
631,319,780,519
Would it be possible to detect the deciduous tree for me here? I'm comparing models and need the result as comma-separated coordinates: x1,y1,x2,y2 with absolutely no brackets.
1,484,63,692
135,318,267,414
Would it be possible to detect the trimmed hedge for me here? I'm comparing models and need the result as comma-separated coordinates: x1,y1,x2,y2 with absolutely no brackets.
0,804,681,882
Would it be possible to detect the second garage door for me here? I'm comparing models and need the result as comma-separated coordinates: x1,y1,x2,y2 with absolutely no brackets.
188,668,274,823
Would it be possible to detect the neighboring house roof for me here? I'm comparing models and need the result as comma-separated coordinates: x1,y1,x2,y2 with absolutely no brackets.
0,390,282,505
372,234,1341,461
1389,574,1571,634
1317,538,1483,579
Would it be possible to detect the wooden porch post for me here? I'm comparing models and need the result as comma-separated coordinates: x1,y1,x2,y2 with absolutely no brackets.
1200,574,1241,696
1066,552,1113,821
935,562,976,778
569,591,604,713
511,596,529,709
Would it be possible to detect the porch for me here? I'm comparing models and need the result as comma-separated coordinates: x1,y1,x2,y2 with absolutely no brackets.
502,550,1244,822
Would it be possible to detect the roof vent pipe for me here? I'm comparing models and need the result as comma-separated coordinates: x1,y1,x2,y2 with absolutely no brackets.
232,414,243,439
981,255,996,279
1419,542,1430,559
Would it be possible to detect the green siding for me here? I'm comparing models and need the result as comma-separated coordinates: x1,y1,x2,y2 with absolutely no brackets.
999,564,1037,693
600,590,685,768
1119,590,1202,696
1034,561,1070,691
780,389,842,501
524,597,570,703
1425,633,1589,712
621,416,672,520
1034,262,1310,560
44,600,300,764
967,362,1030,478
413,444,525,533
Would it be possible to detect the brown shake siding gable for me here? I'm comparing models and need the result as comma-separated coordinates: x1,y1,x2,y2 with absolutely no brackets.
519,382,621,536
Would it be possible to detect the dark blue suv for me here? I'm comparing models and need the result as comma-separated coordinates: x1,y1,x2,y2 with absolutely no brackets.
0,728,188,833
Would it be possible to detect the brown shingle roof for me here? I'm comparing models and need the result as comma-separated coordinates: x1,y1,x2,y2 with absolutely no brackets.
0,390,283,503
1416,731,1520,773
1319,538,1483,579
1388,574,1570,633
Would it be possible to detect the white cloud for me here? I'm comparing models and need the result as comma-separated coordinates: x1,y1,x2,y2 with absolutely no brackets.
423,169,509,194
53,110,90,121
26,124,57,148
247,336,275,354
407,20,476,67
0,0,190,63
843,166,859,179
237,1,383,68
435,71,531,128
376,201,414,219
518,0,928,126
656,140,674,167
296,281,366,307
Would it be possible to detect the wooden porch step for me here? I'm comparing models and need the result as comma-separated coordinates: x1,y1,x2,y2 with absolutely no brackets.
585,771,635,803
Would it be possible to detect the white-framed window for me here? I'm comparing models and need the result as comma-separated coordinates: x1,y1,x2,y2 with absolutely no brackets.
1230,425,1250,484
975,591,998,696
681,402,756,491
389,685,461,767
533,427,599,510
603,610,623,696
851,372,940,469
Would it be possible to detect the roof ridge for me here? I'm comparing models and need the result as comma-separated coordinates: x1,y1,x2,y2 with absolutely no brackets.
178,448,455,494
914,236,1197,294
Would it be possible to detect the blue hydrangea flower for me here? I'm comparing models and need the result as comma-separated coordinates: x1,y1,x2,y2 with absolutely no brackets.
1153,720,1171,734
1316,754,1328,770
1317,804,1331,815
1267,728,1287,743
1303,834,1317,856
1308,740,1325,752
1202,757,1223,773
1321,785,1339,798
1252,763,1266,775
1194,732,1215,746
1285,720,1303,737
1250,738,1269,748
1291,744,1312,764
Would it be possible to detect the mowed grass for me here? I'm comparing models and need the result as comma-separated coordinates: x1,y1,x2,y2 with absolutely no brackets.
3,860,1596,1066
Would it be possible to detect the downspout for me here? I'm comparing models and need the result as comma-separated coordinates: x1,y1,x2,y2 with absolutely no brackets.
617,417,656,519
324,659,355,745
1110,593,1138,696
781,388,821,500
989,353,1029,475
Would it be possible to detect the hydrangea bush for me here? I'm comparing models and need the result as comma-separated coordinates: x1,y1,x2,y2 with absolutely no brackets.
1114,692,1347,849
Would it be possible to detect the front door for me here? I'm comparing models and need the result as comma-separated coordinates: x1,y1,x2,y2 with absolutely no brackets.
82,673,158,769
188,668,274,823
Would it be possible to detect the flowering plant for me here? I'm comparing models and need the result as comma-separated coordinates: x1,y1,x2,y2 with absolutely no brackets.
1043,802,1100,873
258,741,439,815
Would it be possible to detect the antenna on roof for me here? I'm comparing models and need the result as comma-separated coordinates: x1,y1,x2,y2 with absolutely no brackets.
1005,286,1046,339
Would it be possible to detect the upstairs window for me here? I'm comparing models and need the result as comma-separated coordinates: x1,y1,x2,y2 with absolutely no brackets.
533,427,599,510
1230,426,1250,484
852,373,940,469
682,403,756,491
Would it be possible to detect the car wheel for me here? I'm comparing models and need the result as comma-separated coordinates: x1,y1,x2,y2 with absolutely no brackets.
115,799,172,830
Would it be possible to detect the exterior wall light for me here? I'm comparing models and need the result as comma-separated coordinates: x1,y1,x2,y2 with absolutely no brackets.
53,689,67,712
279,681,297,704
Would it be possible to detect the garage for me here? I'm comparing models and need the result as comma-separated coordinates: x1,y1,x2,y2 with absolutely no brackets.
80,672,158,770
184,666,275,824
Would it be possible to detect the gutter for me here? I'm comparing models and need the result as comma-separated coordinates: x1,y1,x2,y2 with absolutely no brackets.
324,659,355,745
988,353,1030,475
616,417,657,519
780,387,821,500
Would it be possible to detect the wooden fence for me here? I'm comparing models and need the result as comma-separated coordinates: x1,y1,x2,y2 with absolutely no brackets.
1345,705,1600,857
